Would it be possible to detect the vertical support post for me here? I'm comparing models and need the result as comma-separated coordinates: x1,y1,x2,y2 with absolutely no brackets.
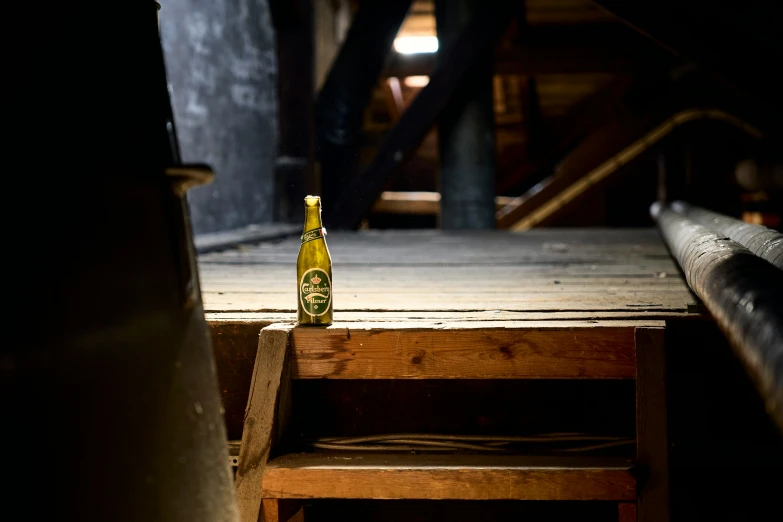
235,324,295,522
519,77,544,156
657,145,688,205
657,151,667,203
262,499,305,522
436,0,498,229
516,1,546,163
618,502,637,522
271,0,315,223
314,0,351,93
635,327,670,522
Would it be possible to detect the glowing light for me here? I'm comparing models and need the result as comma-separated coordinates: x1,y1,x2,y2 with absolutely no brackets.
403,75,430,88
393,36,438,54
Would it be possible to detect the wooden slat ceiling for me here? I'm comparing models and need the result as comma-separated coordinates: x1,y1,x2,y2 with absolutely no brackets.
525,0,615,24
364,0,664,198
398,0,615,38
383,0,635,122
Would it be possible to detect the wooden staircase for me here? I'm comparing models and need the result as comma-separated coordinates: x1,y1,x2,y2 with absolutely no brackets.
234,322,668,522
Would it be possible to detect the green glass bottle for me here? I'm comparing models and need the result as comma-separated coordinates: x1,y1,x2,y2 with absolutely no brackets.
297,196,333,325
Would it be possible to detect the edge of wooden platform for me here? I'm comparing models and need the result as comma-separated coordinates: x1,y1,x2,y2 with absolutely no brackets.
288,321,658,379
260,452,637,501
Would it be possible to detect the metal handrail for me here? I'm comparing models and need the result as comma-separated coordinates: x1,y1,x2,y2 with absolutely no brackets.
500,108,764,230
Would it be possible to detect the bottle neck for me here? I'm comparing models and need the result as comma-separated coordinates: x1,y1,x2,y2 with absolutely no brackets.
303,205,323,232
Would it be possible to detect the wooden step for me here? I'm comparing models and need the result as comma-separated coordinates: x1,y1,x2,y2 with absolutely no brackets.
290,323,638,380
261,453,636,501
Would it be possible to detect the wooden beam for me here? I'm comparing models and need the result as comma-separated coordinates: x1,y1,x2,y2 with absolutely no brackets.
518,77,545,150
380,78,404,123
512,1,547,179
270,0,315,223
194,223,300,254
635,327,669,522
261,453,636,500
372,191,441,214
261,499,304,522
316,0,413,209
290,324,637,379
593,0,783,121
326,0,522,229
371,191,513,215
382,25,670,78
209,322,268,441
618,502,638,522
383,45,644,78
235,324,294,522
498,107,764,230
314,0,351,92
496,75,636,195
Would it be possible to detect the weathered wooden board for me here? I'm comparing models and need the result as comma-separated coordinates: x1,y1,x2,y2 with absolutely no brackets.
618,502,638,522
260,499,303,522
195,224,300,254
261,453,636,501
207,310,696,323
235,325,294,522
636,327,669,522
289,322,639,379
198,229,699,318
210,322,269,440
200,231,674,265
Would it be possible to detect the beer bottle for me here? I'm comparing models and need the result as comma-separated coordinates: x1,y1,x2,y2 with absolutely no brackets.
297,196,333,325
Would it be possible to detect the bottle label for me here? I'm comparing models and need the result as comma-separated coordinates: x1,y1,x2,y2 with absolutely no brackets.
301,227,326,244
300,268,331,317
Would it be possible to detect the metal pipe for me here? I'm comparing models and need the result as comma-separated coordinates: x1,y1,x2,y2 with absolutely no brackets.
671,201,783,269
651,203,783,432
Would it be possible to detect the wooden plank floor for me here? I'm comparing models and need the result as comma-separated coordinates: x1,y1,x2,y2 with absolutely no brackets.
199,228,701,324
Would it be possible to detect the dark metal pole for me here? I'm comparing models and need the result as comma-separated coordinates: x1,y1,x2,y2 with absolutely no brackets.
436,0,498,229
671,201,783,268
651,202,783,432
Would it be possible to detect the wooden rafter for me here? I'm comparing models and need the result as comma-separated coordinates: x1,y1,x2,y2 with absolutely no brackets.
326,0,524,229
383,25,672,77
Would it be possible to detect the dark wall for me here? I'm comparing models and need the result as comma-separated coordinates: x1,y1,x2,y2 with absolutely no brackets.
666,320,783,521
160,0,278,234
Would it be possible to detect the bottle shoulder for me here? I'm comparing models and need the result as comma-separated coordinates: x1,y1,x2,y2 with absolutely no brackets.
297,240,332,267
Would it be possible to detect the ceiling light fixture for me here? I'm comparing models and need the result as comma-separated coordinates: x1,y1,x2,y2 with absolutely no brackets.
393,36,438,54
403,75,430,88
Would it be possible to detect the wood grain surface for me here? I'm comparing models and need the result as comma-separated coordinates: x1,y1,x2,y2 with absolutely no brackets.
261,453,636,501
635,327,669,522
235,325,294,522
289,322,640,379
199,229,700,318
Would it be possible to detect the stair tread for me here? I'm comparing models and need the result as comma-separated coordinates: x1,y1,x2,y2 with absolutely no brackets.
261,452,636,501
